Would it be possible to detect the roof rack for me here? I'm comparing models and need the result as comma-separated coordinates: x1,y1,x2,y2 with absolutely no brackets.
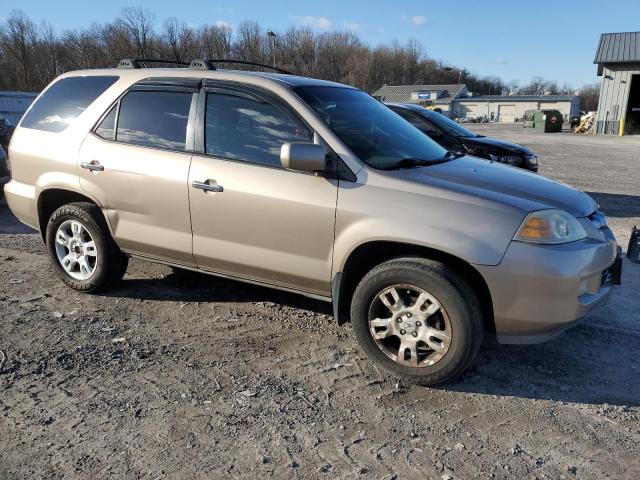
117,58,190,69
117,58,292,74
189,59,291,74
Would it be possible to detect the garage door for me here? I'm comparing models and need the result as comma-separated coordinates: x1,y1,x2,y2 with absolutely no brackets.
498,105,516,122
459,104,482,118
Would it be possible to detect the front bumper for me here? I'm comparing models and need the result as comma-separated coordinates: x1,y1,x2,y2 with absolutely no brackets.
476,232,619,344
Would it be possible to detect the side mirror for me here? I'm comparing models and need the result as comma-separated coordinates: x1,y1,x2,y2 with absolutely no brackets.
280,142,327,174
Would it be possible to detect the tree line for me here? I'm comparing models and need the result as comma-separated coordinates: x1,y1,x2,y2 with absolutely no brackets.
0,7,599,110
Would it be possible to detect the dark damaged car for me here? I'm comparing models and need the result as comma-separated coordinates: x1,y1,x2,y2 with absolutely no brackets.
387,103,539,172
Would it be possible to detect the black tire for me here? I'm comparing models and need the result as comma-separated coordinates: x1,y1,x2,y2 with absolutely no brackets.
350,258,482,385
45,202,128,292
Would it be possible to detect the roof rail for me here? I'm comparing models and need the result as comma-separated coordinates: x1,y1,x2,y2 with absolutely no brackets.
189,59,291,74
117,58,190,69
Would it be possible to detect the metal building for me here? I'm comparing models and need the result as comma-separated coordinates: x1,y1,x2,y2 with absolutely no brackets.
372,84,468,116
594,31,640,135
0,91,38,125
452,95,579,123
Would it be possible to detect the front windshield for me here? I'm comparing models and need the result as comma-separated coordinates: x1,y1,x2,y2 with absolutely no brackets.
293,86,448,169
418,110,478,138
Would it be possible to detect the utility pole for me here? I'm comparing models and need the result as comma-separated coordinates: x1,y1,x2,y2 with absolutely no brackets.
267,30,277,68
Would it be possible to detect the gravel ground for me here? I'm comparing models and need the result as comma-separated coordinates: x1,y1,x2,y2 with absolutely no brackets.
1,125,639,479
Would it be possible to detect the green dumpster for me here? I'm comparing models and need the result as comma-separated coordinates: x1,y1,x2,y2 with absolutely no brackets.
523,109,563,132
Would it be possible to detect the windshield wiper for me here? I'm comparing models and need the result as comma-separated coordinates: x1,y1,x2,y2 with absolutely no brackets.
379,157,445,170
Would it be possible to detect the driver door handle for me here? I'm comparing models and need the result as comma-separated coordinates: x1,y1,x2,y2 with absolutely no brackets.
81,161,104,172
192,180,224,193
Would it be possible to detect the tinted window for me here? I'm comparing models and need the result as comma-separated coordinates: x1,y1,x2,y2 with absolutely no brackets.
95,105,117,140
392,107,438,132
205,92,311,167
21,76,118,133
117,91,192,151
416,109,477,138
294,86,447,169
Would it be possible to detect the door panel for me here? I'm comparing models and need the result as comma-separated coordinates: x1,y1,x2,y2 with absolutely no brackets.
78,134,195,265
189,157,337,295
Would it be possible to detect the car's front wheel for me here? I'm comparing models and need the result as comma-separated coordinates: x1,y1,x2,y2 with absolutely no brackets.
46,202,128,292
351,258,482,385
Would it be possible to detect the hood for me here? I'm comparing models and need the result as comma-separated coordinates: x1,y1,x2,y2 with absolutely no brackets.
461,136,532,155
392,155,597,217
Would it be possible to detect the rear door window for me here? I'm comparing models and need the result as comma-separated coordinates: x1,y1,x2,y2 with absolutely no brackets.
20,76,118,133
116,91,193,151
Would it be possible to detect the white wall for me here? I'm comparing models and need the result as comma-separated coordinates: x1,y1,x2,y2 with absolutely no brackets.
454,100,575,122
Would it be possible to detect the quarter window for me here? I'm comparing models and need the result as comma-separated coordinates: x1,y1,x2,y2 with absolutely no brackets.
116,91,192,151
205,92,311,167
20,76,118,133
95,105,117,141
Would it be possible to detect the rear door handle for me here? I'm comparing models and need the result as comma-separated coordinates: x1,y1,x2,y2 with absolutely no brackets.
81,161,104,172
192,180,224,193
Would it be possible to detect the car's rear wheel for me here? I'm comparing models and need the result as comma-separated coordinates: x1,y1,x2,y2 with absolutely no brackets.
351,258,482,385
46,202,128,292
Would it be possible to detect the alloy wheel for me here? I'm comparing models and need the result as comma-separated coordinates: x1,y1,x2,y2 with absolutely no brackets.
367,284,452,367
54,220,98,280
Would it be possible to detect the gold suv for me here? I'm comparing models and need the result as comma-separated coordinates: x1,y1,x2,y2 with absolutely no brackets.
5,60,621,384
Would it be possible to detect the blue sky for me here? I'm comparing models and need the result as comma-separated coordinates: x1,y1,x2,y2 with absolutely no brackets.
6,0,640,87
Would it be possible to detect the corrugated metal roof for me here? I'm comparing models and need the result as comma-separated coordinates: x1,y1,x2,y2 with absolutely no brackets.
454,95,576,102
0,91,38,125
594,32,640,64
372,84,466,104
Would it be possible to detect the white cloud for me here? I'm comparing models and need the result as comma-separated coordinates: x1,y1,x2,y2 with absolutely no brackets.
343,21,361,32
292,15,332,30
411,15,427,26
216,20,232,29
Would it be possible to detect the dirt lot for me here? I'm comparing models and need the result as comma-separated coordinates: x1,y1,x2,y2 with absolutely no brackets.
1,125,639,479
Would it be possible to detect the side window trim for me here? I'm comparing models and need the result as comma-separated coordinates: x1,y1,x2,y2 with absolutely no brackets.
201,81,314,142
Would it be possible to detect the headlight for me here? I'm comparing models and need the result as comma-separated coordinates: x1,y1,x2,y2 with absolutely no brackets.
526,154,538,166
514,209,588,244
489,153,521,165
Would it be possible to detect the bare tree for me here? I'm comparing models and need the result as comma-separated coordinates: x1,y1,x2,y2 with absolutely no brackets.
279,27,317,76
198,24,232,59
578,83,600,111
118,7,156,59
0,10,39,90
233,21,265,64
0,8,587,105
62,24,108,70
160,17,197,63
